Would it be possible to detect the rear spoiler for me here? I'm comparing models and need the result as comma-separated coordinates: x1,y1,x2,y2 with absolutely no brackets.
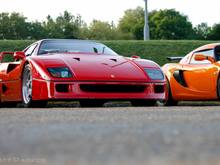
0,52,14,62
167,57,183,62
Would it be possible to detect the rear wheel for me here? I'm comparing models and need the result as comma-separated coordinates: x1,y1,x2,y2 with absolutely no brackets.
79,100,105,107
131,100,156,107
22,64,47,108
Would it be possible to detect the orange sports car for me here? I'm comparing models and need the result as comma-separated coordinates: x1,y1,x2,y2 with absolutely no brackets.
162,43,220,105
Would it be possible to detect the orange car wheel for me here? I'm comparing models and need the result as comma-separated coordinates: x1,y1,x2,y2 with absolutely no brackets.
217,77,220,99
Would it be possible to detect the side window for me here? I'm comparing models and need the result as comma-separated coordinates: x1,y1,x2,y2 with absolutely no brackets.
214,46,220,61
189,49,214,64
24,44,37,56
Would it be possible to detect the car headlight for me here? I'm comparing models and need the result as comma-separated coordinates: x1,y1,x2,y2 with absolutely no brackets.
47,67,72,78
144,68,164,80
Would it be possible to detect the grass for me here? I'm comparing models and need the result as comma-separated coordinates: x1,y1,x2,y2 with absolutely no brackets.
0,40,34,52
0,40,218,66
103,40,216,65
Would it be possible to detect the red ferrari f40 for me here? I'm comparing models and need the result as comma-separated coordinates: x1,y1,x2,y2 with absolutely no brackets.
0,39,166,107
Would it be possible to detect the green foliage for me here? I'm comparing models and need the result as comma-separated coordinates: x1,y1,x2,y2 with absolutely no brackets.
88,20,119,40
0,40,33,51
149,9,194,39
0,12,29,39
103,40,212,65
27,21,46,39
1,53,14,62
118,7,144,40
208,23,220,40
118,8,198,40
1,9,220,40
193,23,211,40
0,40,214,66
43,11,84,39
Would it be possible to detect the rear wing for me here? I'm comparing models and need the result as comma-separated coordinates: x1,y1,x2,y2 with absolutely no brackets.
0,52,14,62
167,57,183,62
0,51,26,62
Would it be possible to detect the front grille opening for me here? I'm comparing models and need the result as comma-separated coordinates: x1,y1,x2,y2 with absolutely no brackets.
56,84,69,93
154,85,164,93
80,84,146,93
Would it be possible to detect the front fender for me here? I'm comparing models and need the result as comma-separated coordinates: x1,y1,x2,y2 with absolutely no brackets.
27,58,51,81
162,63,182,81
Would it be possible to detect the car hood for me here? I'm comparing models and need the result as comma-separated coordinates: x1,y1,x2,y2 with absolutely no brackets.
33,54,150,81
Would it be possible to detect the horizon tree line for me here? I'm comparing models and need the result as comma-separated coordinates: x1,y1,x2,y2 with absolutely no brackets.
0,7,219,40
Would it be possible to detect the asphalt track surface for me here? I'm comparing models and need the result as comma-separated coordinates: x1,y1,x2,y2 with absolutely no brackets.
0,102,220,165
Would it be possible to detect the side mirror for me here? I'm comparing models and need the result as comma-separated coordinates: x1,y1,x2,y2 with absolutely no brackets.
131,55,140,59
194,54,215,63
14,51,26,60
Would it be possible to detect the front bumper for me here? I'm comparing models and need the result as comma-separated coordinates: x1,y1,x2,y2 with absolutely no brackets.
32,79,166,101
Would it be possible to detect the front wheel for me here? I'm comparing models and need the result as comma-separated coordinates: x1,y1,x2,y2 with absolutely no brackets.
22,64,47,108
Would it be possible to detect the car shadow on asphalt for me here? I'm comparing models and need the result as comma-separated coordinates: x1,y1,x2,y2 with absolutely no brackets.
3,101,220,108
46,101,220,108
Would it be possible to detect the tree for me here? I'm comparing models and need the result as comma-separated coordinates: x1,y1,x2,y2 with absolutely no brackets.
43,15,61,38
208,23,220,40
0,13,10,39
118,7,144,40
0,12,28,39
10,13,29,39
118,8,194,40
26,21,46,39
149,9,194,39
193,23,211,40
43,11,85,39
88,20,119,40
56,11,79,39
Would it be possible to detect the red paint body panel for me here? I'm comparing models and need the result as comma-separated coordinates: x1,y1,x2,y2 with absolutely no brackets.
0,39,166,104
31,79,166,101
31,54,153,82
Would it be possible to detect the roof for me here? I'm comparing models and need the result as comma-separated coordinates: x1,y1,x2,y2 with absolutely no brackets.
38,39,99,45
195,43,220,52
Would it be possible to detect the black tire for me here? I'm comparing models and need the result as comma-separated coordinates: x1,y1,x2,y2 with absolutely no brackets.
160,78,178,106
79,100,105,107
131,100,156,107
217,76,220,99
22,64,47,108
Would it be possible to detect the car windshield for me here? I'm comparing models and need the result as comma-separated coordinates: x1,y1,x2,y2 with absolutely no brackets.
38,40,118,56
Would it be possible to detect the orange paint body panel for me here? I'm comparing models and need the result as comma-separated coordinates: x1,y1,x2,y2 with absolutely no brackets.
162,43,220,101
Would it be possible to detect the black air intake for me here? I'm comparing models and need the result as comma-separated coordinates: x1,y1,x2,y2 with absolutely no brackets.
80,84,146,93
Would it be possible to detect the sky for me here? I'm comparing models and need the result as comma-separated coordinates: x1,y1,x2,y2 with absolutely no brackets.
0,0,219,26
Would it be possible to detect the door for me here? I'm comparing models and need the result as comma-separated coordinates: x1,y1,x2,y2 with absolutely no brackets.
182,49,218,99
